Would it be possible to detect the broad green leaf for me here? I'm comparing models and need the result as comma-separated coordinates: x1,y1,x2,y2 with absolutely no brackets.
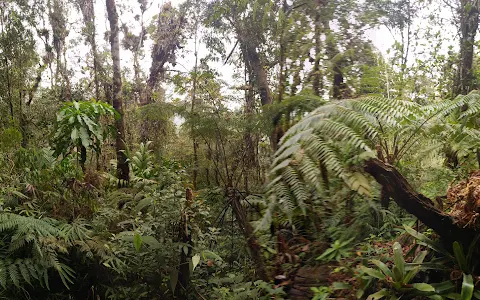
316,248,336,261
79,126,91,148
359,266,386,280
192,254,200,272
133,233,142,252
404,251,427,283
71,128,79,141
170,269,178,292
392,265,403,283
371,259,393,277
404,225,452,258
432,281,456,294
140,236,161,249
201,250,222,261
393,242,405,277
453,242,468,273
413,283,435,292
461,274,474,300
367,288,389,300
446,293,461,299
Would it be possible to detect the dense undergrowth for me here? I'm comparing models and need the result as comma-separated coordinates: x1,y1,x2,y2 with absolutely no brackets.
2,92,480,299
4,0,480,299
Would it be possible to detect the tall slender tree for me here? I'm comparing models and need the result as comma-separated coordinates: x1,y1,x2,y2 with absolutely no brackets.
106,0,129,184
454,0,479,95
77,0,100,101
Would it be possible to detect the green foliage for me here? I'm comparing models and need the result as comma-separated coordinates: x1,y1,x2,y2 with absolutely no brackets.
204,274,286,300
0,213,117,293
316,238,354,262
0,127,22,151
358,242,438,298
403,226,480,300
53,100,118,160
126,141,156,180
259,95,424,229
311,286,330,300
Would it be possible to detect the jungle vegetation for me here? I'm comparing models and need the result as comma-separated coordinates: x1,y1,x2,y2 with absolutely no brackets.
2,0,480,299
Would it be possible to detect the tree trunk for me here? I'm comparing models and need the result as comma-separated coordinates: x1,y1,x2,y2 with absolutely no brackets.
322,19,346,99
272,0,288,152
312,16,330,192
205,168,211,186
192,19,199,190
312,13,323,98
243,50,258,190
229,188,269,281
140,3,184,142
239,37,283,150
49,0,68,101
241,39,272,107
80,145,87,171
364,158,476,247
18,90,27,148
4,56,13,118
277,0,287,103
455,0,480,95
176,189,193,298
78,0,100,101
106,0,129,185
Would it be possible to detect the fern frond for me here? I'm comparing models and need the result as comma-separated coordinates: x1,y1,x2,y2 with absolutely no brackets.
260,95,424,229
303,135,346,177
17,260,31,286
458,92,480,119
0,260,6,289
282,167,308,215
8,263,19,287
332,105,378,139
60,219,91,243
297,152,323,191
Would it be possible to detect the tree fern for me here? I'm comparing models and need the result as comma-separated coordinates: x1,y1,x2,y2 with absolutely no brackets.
260,91,480,230
259,95,427,230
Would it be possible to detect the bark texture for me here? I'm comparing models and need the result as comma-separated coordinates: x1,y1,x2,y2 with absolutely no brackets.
106,0,129,184
364,158,476,247
239,37,284,150
176,189,193,298
455,0,480,95
229,188,268,281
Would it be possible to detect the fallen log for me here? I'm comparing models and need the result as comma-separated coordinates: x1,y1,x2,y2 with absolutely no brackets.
364,158,477,248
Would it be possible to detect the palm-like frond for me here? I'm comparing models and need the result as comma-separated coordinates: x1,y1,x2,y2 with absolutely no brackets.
259,95,424,230
260,91,480,230
0,213,118,290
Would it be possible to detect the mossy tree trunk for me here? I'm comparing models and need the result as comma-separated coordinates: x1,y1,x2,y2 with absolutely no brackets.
106,0,129,185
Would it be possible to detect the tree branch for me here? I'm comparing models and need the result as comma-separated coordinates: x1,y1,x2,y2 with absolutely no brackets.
364,158,476,247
